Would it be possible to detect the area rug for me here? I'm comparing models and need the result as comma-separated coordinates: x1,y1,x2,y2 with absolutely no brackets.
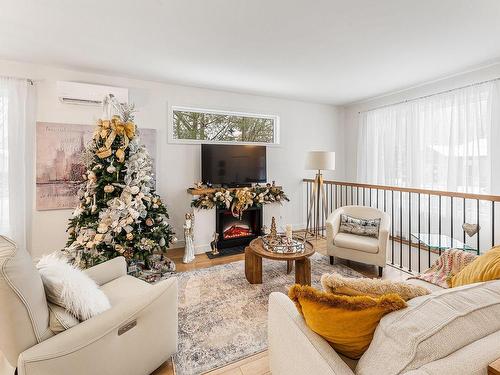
171,253,363,375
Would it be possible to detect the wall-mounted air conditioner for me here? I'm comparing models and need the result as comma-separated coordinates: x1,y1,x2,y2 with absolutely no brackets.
56,81,129,106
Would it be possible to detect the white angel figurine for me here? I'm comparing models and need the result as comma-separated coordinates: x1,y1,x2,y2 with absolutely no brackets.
183,212,195,263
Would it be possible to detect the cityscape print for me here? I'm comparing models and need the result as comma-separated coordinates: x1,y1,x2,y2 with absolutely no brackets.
36,122,157,210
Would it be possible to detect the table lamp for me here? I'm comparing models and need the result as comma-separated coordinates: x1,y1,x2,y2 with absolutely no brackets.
305,151,335,238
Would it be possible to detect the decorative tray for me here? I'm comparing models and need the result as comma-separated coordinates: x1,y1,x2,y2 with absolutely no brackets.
261,234,306,254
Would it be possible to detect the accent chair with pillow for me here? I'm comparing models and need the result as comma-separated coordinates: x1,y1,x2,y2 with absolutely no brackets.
0,236,178,375
326,205,390,276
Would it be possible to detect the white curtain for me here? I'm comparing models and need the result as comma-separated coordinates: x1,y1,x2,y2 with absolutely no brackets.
356,80,500,253
0,77,35,250
357,80,500,195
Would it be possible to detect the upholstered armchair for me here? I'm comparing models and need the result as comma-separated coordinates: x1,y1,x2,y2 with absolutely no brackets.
326,205,390,276
0,236,178,375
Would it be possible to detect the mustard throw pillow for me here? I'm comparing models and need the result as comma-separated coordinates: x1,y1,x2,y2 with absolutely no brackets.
450,246,500,287
288,285,407,359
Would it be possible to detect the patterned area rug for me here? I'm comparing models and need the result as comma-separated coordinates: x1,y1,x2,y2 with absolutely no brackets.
172,253,362,375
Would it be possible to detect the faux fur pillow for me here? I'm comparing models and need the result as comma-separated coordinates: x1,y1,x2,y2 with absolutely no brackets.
36,253,111,320
321,272,430,301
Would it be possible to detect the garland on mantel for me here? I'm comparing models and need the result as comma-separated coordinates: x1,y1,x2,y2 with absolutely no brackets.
191,185,290,218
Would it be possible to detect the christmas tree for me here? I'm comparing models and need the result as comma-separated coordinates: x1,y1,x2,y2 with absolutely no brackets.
65,96,175,276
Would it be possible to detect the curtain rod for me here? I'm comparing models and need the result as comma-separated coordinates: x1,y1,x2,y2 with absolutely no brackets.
358,77,500,114
1,75,37,85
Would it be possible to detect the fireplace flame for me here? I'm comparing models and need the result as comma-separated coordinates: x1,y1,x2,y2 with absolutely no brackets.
223,224,253,239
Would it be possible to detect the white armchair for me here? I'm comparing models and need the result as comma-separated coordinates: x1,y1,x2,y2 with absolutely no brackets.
326,205,390,276
0,236,178,375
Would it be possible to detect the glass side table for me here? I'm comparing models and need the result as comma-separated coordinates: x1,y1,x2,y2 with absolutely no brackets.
411,233,479,255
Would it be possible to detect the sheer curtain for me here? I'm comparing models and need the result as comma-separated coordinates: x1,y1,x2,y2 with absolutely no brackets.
356,80,500,252
0,76,35,251
357,80,500,194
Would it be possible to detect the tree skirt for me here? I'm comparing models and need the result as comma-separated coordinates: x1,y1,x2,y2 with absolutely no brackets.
170,253,363,375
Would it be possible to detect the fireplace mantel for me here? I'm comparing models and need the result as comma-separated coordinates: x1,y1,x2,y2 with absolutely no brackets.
187,186,283,196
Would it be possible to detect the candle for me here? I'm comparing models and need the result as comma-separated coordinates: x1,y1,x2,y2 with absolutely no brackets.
285,224,293,240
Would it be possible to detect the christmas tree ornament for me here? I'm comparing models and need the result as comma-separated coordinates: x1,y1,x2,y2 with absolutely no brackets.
64,95,175,281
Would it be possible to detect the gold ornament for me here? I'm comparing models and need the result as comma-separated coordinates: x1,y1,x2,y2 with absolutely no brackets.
104,184,115,193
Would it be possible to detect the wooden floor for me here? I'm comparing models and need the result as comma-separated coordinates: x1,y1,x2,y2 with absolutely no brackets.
152,236,411,375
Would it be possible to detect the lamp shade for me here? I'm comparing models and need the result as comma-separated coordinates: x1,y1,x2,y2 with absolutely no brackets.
305,151,335,171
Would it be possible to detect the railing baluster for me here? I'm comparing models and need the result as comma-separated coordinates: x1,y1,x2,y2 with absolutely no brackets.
334,184,338,209
451,196,454,241
400,190,403,269
363,188,366,206
477,199,480,253
330,184,332,214
383,189,386,212
438,195,442,255
370,188,372,207
418,193,421,273
428,194,431,269
492,201,495,247
408,192,412,272
463,198,466,244
391,190,395,265
376,189,379,209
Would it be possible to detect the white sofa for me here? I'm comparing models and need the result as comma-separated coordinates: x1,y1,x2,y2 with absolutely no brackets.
268,277,500,375
326,206,390,277
0,236,178,375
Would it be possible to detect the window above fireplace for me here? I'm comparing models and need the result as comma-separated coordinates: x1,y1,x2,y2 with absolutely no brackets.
170,106,280,145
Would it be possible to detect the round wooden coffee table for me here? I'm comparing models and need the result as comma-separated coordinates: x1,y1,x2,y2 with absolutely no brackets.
245,238,315,286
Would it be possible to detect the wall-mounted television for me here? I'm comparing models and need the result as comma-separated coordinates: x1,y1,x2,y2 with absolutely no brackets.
201,144,267,187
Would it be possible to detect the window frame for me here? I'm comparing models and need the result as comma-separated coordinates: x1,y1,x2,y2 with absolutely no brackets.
168,105,280,146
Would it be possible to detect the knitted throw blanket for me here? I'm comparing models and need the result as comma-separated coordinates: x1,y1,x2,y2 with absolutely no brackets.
409,249,477,288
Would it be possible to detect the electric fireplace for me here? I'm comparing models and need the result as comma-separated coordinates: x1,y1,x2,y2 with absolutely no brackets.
216,206,262,250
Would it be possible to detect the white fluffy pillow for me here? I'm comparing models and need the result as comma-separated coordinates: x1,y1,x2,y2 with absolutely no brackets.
36,253,111,321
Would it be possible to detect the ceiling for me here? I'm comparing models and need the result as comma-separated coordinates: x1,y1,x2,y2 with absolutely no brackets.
1,0,500,105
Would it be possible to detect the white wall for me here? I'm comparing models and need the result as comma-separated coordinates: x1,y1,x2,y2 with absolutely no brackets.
342,62,500,181
0,59,344,258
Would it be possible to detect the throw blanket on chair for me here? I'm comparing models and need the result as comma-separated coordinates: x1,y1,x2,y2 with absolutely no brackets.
409,249,477,288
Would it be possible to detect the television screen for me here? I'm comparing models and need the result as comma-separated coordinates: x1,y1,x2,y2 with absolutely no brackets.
202,144,267,186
